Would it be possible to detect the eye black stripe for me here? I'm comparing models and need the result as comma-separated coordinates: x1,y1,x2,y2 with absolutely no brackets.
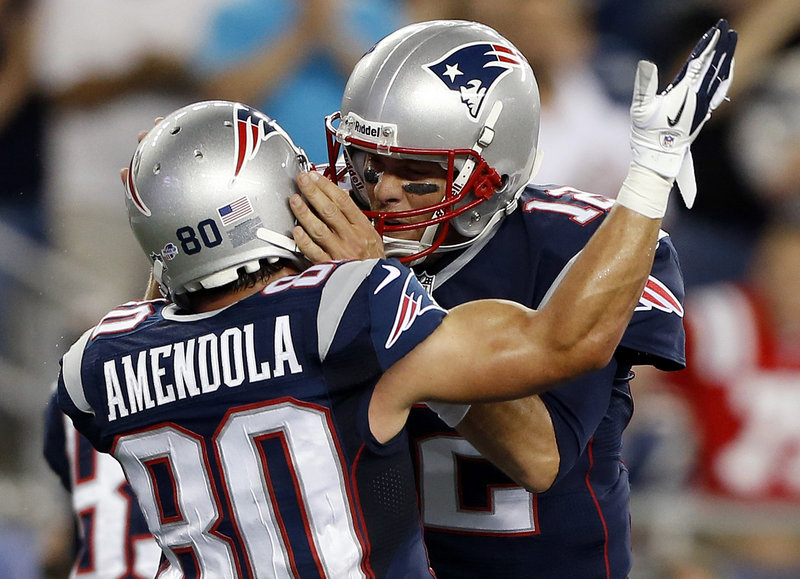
403,183,440,195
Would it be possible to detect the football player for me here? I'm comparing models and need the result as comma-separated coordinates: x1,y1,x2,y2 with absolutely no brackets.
290,19,736,578
56,96,680,577
43,394,160,579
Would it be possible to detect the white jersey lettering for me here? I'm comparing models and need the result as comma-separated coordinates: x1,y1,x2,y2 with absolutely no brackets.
104,320,303,421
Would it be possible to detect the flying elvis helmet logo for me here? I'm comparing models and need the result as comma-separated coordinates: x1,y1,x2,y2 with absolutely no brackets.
425,42,523,119
233,103,280,179
125,103,277,218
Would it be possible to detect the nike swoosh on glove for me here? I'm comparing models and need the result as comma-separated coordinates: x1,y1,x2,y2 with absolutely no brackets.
629,18,737,208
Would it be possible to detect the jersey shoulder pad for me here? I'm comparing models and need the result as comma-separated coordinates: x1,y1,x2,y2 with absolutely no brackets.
317,259,382,360
60,328,94,414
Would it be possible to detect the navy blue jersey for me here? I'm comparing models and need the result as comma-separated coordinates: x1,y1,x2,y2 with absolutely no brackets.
57,259,446,579
43,393,161,578
407,185,686,579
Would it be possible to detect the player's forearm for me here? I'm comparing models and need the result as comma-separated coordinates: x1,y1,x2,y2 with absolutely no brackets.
538,165,669,372
540,19,735,367
457,397,559,493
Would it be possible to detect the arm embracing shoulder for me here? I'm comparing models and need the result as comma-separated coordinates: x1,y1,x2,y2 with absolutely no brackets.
372,205,663,441
371,298,587,442
456,397,559,493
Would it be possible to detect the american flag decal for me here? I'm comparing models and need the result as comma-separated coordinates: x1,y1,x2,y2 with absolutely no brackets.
218,196,254,226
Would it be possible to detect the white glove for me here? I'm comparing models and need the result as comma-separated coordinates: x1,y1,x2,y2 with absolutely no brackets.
628,19,737,209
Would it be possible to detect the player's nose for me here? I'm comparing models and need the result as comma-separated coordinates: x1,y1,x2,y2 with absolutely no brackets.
371,172,407,206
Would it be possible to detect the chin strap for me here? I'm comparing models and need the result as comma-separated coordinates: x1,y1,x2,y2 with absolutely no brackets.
255,228,310,270
450,101,504,200
152,259,169,298
382,222,442,266
256,228,300,253
170,229,307,297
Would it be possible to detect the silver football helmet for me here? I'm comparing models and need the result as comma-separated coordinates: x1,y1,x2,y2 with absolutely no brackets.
325,19,541,261
125,100,309,299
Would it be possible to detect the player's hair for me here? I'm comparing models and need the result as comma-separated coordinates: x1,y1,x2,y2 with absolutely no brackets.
173,257,291,311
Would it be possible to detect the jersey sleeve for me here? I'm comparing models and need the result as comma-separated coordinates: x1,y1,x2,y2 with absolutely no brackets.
367,259,447,370
540,363,621,481
55,327,108,452
43,391,71,492
618,233,686,371
520,189,685,371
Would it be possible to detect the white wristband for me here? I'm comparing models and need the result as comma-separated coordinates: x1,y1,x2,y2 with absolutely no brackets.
425,401,472,428
615,161,675,219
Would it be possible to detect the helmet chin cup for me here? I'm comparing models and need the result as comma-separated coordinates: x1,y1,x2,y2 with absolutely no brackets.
382,222,441,265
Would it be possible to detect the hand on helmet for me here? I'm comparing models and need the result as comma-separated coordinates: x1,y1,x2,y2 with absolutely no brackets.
291,170,385,263
629,19,737,207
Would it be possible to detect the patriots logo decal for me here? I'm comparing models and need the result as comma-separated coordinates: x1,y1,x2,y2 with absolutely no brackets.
636,276,684,317
125,154,151,217
425,42,523,119
233,103,279,180
385,271,442,349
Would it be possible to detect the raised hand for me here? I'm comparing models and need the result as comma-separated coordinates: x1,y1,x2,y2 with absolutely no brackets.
629,19,737,207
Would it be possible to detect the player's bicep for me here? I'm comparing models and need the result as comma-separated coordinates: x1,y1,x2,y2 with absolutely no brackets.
369,301,551,442
377,300,551,406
